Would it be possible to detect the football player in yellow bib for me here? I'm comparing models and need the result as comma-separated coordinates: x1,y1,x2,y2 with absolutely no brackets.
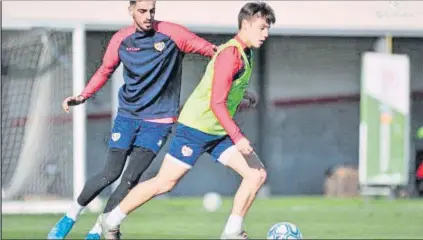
101,2,276,239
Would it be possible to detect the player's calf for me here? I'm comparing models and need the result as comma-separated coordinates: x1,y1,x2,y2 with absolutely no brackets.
153,175,179,195
103,147,156,213
102,154,190,237
77,148,128,206
222,151,267,236
85,147,157,238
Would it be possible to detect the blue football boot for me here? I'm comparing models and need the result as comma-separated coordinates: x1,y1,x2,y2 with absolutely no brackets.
47,215,75,239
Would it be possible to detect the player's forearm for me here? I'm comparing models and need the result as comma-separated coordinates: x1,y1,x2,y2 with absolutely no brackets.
211,103,244,143
157,21,216,57
166,22,215,57
184,36,216,57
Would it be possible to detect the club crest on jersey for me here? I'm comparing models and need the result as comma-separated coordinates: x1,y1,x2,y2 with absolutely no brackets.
181,145,193,157
111,132,121,142
154,41,165,52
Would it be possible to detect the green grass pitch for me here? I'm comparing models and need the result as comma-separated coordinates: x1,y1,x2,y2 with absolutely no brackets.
2,197,423,239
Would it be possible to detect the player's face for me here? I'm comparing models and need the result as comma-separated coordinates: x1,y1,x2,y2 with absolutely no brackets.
244,16,270,49
129,0,156,31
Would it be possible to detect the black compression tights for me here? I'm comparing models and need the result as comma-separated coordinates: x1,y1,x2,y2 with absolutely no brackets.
102,147,156,213
76,147,156,212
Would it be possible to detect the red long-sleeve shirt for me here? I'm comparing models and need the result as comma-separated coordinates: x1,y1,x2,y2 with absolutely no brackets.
210,36,251,143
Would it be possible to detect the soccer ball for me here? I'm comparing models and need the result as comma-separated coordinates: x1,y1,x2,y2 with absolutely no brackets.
202,192,222,212
267,222,303,239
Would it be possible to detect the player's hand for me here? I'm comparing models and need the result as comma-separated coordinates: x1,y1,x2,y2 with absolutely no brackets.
213,44,225,53
235,137,253,155
62,95,86,113
212,44,218,52
243,91,258,108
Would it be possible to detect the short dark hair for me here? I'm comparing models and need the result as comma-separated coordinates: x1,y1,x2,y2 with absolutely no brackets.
238,1,276,29
130,0,154,5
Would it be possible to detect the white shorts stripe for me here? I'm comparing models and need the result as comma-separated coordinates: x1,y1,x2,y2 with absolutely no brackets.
217,145,238,166
166,153,192,169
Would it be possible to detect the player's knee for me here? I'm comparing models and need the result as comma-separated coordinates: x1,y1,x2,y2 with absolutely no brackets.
155,177,177,195
246,168,267,189
104,169,122,184
258,168,267,186
120,170,141,188
103,148,128,184
103,166,124,184
120,174,139,189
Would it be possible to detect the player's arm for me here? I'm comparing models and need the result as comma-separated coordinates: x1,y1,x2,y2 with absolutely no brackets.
80,33,123,99
157,21,216,58
62,33,122,113
210,47,253,154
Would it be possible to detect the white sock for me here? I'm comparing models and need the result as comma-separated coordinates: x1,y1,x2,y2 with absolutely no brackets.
88,222,102,235
223,214,244,234
65,202,84,221
106,206,127,226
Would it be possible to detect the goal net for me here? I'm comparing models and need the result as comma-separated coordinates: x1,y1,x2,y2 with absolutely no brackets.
1,29,75,213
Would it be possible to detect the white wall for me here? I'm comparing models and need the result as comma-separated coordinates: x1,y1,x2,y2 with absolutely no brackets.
3,1,423,34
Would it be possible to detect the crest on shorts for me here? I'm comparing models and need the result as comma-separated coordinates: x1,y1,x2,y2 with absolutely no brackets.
154,41,165,52
181,145,193,157
111,132,121,142
157,139,163,147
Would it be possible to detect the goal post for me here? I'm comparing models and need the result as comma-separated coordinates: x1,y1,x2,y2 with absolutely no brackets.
72,25,87,203
1,25,87,214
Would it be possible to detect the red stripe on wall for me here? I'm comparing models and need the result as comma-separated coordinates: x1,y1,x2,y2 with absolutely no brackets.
10,113,113,127
273,91,423,108
8,91,423,127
